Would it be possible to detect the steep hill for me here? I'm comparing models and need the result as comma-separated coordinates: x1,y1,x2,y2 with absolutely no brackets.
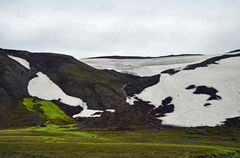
0,48,160,129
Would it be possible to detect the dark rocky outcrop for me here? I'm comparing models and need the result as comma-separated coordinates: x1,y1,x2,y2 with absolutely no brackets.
186,85,222,101
221,117,240,128
193,86,222,101
186,85,196,89
150,96,174,117
161,69,180,75
203,103,211,107
184,53,240,70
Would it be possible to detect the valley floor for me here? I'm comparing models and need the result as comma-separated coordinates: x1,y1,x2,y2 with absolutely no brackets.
0,125,239,158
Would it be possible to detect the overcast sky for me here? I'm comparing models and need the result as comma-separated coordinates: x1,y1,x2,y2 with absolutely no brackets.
0,0,240,58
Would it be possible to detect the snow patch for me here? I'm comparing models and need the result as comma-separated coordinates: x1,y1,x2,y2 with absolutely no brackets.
106,109,115,113
73,109,115,118
28,72,102,118
73,109,103,118
28,72,86,107
8,55,30,70
126,96,137,105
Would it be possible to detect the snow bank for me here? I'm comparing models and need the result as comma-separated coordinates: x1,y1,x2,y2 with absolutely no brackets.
28,72,106,118
106,109,115,113
8,55,30,70
126,97,137,105
73,109,103,118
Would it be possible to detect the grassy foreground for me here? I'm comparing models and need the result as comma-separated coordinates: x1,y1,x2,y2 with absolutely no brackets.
0,125,239,158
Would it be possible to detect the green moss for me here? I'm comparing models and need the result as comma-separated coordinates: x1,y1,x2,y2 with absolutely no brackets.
22,98,75,125
38,100,70,121
23,98,34,110
3,124,79,132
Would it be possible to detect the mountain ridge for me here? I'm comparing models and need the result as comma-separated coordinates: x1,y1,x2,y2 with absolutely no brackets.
84,54,203,60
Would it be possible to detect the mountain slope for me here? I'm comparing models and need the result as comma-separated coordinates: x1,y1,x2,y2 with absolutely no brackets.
83,51,240,127
1,48,240,129
0,48,160,128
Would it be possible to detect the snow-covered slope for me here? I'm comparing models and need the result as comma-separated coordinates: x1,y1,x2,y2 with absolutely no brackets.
6,56,107,118
135,56,240,127
28,72,104,118
28,72,87,108
82,53,240,127
2,49,137,128
81,55,209,77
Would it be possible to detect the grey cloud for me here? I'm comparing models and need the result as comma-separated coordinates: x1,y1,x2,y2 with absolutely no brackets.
0,0,240,58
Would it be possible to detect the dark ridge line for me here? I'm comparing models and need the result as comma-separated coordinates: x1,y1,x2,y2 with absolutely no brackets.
184,53,240,70
160,51,240,76
161,69,180,75
228,49,240,54
85,54,203,59
0,48,76,60
0,48,30,54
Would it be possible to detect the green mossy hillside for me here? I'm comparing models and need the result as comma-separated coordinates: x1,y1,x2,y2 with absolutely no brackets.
23,98,75,125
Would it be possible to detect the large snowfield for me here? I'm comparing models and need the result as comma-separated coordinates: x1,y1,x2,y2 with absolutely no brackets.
82,55,210,76
135,56,240,127
83,53,240,127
